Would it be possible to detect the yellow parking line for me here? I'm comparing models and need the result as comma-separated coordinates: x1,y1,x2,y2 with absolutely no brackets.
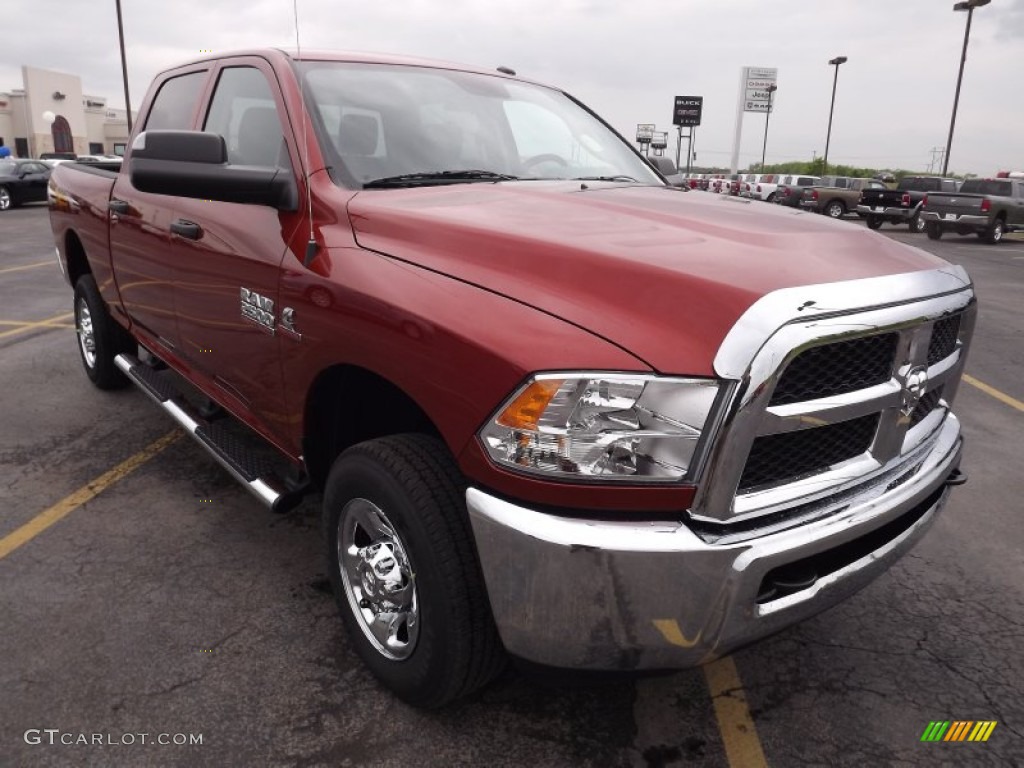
0,260,51,275
0,312,73,340
0,431,181,561
0,320,74,329
963,374,1024,412
704,657,769,768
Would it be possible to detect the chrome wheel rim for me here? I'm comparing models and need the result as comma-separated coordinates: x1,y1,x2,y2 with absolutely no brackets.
76,297,97,368
337,498,419,660
912,216,925,232
993,223,1003,242
828,203,843,218
0,188,10,210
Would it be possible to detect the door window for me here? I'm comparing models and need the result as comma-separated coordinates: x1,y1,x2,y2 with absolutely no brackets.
204,67,287,168
145,71,207,130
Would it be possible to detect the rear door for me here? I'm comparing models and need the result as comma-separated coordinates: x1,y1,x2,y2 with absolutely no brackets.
110,67,211,350
170,57,306,444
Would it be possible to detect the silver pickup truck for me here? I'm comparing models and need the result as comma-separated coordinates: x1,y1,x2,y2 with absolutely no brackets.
921,177,1024,244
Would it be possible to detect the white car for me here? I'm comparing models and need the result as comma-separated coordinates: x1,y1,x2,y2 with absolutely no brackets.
750,173,783,202
739,173,760,198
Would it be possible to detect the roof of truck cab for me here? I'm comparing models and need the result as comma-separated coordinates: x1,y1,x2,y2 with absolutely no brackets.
159,48,549,88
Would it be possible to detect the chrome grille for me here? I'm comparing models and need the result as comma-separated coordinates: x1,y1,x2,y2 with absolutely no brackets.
691,268,976,526
739,414,879,491
770,333,898,406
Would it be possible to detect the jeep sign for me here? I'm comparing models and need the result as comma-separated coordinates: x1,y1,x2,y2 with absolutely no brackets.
673,96,703,127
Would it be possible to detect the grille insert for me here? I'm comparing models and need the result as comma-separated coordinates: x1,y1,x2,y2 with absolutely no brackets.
909,386,944,428
740,414,880,491
927,315,961,366
770,334,898,406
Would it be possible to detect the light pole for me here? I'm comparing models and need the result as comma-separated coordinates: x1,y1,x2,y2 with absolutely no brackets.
116,0,133,134
760,84,777,171
822,56,847,178
942,0,990,176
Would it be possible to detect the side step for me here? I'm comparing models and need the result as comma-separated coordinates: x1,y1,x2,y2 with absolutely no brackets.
115,353,304,513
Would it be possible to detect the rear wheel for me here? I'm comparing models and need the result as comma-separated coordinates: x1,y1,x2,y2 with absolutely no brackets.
926,222,943,240
766,192,776,203
73,274,135,389
866,215,883,230
982,218,1004,245
825,200,846,218
909,214,926,233
0,185,12,211
323,434,505,708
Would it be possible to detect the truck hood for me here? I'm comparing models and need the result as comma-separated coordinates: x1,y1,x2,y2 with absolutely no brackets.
347,182,946,375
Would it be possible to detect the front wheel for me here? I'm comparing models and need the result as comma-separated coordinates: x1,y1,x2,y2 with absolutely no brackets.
909,214,926,233
0,185,12,211
926,222,943,240
866,215,883,230
323,434,505,708
74,274,135,389
826,200,846,218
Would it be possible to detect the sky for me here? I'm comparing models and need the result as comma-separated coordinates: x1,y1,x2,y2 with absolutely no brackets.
3,0,1023,175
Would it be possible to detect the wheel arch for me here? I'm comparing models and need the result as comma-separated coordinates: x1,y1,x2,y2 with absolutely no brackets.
302,363,444,489
63,228,92,288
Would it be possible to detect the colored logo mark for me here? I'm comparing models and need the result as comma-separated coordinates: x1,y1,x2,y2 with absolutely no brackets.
920,721,997,742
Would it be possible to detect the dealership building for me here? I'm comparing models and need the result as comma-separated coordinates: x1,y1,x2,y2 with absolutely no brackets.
0,66,132,158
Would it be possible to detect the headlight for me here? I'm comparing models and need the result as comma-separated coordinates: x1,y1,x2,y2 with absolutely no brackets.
479,373,721,483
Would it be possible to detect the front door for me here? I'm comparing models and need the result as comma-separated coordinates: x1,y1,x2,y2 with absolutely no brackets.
170,59,305,446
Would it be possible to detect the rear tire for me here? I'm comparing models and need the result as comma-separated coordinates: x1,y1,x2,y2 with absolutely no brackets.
826,200,846,219
323,434,505,708
926,222,943,240
982,218,1004,245
73,274,135,389
866,215,883,230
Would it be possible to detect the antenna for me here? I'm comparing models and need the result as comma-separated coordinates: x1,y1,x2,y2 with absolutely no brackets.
293,0,318,267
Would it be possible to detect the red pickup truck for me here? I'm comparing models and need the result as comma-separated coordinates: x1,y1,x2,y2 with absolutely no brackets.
49,49,976,707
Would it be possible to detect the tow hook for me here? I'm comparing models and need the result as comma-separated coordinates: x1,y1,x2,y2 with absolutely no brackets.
945,468,968,487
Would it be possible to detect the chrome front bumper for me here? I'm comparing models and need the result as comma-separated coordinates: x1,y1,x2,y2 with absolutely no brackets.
467,416,962,671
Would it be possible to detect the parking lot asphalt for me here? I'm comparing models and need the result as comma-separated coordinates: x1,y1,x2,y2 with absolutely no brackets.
2,201,1022,767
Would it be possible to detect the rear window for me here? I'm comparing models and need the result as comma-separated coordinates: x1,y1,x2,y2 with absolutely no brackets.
959,179,1012,196
797,177,816,186
898,177,941,192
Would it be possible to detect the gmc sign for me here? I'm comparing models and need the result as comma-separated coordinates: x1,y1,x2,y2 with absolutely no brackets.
673,95,703,127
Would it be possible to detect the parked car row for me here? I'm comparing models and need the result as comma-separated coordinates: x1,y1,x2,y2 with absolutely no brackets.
656,164,1023,245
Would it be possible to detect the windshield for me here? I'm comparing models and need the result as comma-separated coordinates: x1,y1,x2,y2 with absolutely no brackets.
297,62,662,188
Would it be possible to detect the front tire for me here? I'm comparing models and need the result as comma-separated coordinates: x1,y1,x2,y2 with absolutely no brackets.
826,200,846,219
909,214,926,233
0,185,12,211
926,222,943,240
73,274,135,389
323,434,505,708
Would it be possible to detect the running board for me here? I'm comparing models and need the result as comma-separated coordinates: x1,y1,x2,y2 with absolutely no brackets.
115,353,302,513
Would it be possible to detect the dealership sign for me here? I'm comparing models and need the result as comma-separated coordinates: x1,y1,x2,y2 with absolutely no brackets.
673,96,703,127
743,67,778,113
635,123,656,144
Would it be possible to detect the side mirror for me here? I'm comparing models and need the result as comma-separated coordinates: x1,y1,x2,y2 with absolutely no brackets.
129,130,297,211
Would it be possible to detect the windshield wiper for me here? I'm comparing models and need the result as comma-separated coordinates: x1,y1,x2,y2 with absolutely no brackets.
572,175,639,183
362,170,519,189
